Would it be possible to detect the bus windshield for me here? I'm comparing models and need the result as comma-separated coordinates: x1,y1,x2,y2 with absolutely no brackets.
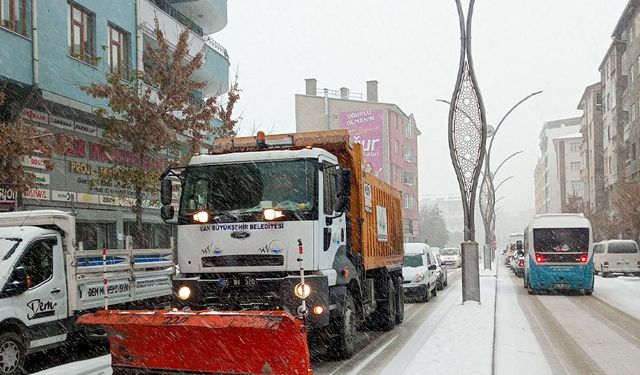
533,228,589,253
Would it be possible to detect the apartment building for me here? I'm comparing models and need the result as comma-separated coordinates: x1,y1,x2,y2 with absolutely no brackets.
577,83,605,210
535,117,582,213
295,79,421,241
0,0,230,248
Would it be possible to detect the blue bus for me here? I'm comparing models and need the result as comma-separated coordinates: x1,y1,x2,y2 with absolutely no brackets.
523,214,593,295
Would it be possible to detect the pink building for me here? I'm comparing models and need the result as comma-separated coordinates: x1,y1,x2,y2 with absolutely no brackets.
295,79,421,241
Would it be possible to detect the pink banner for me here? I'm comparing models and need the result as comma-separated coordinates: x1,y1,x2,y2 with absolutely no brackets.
339,109,384,178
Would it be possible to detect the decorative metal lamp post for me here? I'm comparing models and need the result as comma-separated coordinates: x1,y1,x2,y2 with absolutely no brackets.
448,0,486,303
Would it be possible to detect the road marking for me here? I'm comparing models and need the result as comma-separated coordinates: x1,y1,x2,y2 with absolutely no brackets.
346,335,399,375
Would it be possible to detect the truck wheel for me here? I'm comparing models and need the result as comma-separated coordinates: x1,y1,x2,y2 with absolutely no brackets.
0,332,26,375
395,276,404,324
330,292,356,359
379,278,396,331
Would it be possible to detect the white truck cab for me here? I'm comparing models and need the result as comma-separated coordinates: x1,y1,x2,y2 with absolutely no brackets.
0,210,173,374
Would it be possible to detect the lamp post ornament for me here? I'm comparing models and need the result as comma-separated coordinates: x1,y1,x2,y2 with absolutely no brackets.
448,0,487,303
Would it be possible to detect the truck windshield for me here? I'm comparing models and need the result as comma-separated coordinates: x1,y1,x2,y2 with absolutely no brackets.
0,238,22,261
404,254,423,267
180,159,317,222
533,228,589,253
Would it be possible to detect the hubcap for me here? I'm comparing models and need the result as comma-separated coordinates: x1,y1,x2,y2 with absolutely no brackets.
0,341,20,373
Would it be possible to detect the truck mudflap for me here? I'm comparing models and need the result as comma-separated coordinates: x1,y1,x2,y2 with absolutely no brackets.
77,310,313,375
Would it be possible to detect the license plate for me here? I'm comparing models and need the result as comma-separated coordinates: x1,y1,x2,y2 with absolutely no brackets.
218,278,257,287
555,283,570,289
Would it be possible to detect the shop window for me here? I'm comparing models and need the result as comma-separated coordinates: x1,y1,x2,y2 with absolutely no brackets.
77,222,117,250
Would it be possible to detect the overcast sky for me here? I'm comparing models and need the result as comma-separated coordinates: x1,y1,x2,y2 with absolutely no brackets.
215,0,627,214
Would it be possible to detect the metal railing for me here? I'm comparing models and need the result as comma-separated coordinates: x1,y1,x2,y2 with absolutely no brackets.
203,35,229,60
316,89,363,100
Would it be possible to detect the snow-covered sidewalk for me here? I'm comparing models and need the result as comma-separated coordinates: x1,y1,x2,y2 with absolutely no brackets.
593,274,640,320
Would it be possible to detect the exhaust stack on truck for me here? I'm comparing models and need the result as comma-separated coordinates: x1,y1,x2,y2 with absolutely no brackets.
80,130,405,374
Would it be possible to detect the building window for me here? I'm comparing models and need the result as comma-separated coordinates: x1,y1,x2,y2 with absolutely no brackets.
403,193,415,210
633,103,637,122
630,25,635,43
68,2,95,64
571,181,581,195
632,65,636,84
108,24,129,78
595,92,602,112
403,219,413,235
570,162,580,172
0,0,27,36
403,171,414,185
403,147,414,162
632,143,637,160
403,122,413,139
394,140,399,154
569,142,580,152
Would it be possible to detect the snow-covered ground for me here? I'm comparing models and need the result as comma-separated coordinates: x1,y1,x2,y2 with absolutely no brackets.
593,274,640,320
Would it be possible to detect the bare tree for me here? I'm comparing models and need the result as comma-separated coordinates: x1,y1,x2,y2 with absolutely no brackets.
82,20,239,246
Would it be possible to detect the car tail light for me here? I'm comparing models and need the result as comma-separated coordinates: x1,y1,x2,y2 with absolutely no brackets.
579,253,588,264
518,259,525,268
535,254,544,263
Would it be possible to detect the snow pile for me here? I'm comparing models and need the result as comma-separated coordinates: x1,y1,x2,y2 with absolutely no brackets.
594,275,640,319
33,354,111,375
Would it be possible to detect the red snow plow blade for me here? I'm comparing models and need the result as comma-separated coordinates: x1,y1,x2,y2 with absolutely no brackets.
77,310,313,375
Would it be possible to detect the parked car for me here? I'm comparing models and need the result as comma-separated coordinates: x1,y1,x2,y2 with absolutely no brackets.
402,243,438,302
593,240,640,277
431,247,441,263
434,255,448,290
440,247,462,268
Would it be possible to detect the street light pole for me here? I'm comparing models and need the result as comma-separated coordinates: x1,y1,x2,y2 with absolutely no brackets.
448,0,486,303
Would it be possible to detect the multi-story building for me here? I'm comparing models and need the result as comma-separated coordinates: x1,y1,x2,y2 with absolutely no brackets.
615,0,640,182
0,0,229,249
295,79,421,240
534,160,545,214
553,132,584,211
535,117,581,213
599,38,627,208
577,83,605,210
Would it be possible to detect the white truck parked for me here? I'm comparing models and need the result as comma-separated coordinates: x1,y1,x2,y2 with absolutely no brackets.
0,210,173,375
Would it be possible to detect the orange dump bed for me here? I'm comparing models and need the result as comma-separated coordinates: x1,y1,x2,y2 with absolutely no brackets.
213,129,404,271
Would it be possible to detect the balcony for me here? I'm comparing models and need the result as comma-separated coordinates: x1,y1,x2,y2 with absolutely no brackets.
141,0,230,97
167,0,227,34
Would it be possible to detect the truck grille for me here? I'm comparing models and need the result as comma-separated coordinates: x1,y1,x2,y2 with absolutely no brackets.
202,255,284,267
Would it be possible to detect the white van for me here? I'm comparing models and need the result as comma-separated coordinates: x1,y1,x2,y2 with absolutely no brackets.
402,243,438,302
593,240,640,277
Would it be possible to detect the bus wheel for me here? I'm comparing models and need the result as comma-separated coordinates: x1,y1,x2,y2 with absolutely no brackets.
584,289,593,296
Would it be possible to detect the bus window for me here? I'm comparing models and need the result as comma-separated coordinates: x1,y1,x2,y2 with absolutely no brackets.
533,228,589,253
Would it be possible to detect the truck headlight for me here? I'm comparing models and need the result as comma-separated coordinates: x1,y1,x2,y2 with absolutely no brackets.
294,283,311,299
177,285,192,301
413,274,425,283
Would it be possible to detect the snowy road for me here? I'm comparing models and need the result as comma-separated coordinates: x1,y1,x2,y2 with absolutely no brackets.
506,264,640,374
313,268,462,375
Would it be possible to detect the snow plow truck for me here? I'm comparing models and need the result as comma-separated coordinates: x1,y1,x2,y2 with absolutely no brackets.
79,129,405,374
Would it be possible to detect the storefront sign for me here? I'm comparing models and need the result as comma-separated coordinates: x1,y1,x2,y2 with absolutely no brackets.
376,205,388,242
22,156,48,170
339,109,384,178
23,188,50,201
69,161,95,175
50,115,74,131
66,139,87,158
76,193,100,204
74,122,97,137
100,195,119,206
21,109,49,125
0,187,17,204
33,173,50,185
51,190,75,202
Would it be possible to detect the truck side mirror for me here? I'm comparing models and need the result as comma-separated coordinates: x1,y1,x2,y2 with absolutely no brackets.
3,266,28,297
161,205,175,221
161,179,172,206
428,264,437,271
336,169,351,212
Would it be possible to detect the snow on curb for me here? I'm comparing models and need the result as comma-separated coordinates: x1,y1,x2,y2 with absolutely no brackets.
32,355,112,375
392,272,497,375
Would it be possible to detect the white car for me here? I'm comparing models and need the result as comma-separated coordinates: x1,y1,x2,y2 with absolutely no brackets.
402,243,438,302
440,247,462,268
593,240,640,277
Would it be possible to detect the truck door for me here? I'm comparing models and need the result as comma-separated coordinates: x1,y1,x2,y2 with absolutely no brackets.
11,236,68,349
320,162,346,271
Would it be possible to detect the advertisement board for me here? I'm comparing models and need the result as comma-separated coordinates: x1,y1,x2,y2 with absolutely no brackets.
339,109,384,177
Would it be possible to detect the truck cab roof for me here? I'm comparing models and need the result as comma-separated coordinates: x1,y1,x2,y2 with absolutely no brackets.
189,147,338,166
